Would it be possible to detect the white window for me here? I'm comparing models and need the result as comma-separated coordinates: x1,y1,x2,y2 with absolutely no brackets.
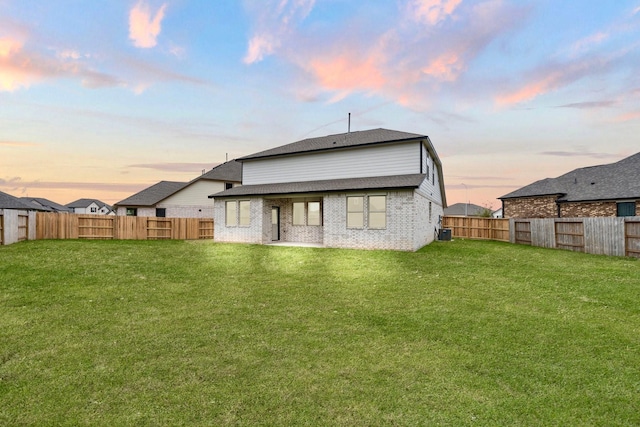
293,202,305,225
225,201,237,227
308,202,321,226
239,200,250,226
368,196,386,229
347,196,364,228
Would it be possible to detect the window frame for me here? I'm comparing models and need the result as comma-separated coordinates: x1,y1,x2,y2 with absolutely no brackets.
368,195,387,229
347,196,365,229
617,201,636,217
239,200,251,226
126,208,137,217
293,202,305,225
225,201,237,227
307,201,322,226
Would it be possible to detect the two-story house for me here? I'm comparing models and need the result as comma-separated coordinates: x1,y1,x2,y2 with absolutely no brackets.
209,128,446,251
65,199,113,215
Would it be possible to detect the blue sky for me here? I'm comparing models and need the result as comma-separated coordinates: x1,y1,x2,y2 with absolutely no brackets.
1,0,639,207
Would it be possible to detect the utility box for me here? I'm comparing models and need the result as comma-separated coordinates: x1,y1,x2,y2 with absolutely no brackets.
439,228,452,241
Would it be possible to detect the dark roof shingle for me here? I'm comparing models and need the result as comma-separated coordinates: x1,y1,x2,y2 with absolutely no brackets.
114,181,188,207
209,174,428,198
500,152,640,201
0,190,39,210
239,128,427,160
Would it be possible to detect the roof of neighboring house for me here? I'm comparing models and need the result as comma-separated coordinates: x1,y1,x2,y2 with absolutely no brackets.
239,128,430,161
66,198,112,210
0,190,40,210
114,181,188,207
210,174,428,198
500,152,640,202
444,203,488,216
20,197,70,212
113,160,242,207
199,159,242,182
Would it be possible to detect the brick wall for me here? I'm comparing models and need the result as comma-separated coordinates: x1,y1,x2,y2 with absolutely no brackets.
504,197,639,218
213,197,263,244
503,196,558,218
323,190,416,251
559,201,617,217
214,189,442,251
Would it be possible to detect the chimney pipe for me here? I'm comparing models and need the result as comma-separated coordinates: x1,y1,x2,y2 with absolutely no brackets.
348,113,351,134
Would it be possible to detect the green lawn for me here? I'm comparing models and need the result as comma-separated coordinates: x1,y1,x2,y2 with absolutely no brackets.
1,239,639,426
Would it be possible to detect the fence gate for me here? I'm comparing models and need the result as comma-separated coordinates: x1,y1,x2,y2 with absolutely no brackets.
625,220,640,258
17,213,28,242
514,221,532,245
555,221,585,252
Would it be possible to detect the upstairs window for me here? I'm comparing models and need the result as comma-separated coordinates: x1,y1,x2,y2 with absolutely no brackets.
225,182,233,190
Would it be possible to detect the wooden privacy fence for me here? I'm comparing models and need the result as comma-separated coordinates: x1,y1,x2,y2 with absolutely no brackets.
36,212,214,241
511,217,640,258
442,216,510,241
443,215,640,258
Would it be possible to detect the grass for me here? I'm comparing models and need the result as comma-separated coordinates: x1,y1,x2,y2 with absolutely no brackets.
1,239,639,426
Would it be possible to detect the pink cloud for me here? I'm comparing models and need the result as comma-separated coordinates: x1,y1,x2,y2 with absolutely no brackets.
408,0,462,25
421,52,463,81
129,1,168,48
243,0,315,64
244,34,277,64
0,37,48,91
495,53,619,106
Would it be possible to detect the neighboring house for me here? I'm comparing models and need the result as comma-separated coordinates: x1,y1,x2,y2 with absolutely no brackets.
20,197,70,213
209,128,447,251
66,199,114,215
113,160,242,218
444,202,488,217
492,208,503,219
499,152,640,218
0,190,41,210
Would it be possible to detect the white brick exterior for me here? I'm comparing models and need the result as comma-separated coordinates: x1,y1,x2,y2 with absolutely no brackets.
213,183,444,251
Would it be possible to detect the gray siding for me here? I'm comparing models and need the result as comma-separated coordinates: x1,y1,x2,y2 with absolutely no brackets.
243,142,420,185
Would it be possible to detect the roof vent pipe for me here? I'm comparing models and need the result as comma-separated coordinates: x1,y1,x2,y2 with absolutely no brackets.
348,112,351,134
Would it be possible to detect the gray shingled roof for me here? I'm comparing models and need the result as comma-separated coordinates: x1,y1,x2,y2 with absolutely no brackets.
239,128,427,160
66,198,112,210
199,160,242,182
209,174,428,198
0,190,39,210
444,203,488,216
500,152,640,202
114,181,188,207
114,160,242,207
20,197,70,212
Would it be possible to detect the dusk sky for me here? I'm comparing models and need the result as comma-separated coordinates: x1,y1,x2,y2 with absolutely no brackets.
2,0,639,208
